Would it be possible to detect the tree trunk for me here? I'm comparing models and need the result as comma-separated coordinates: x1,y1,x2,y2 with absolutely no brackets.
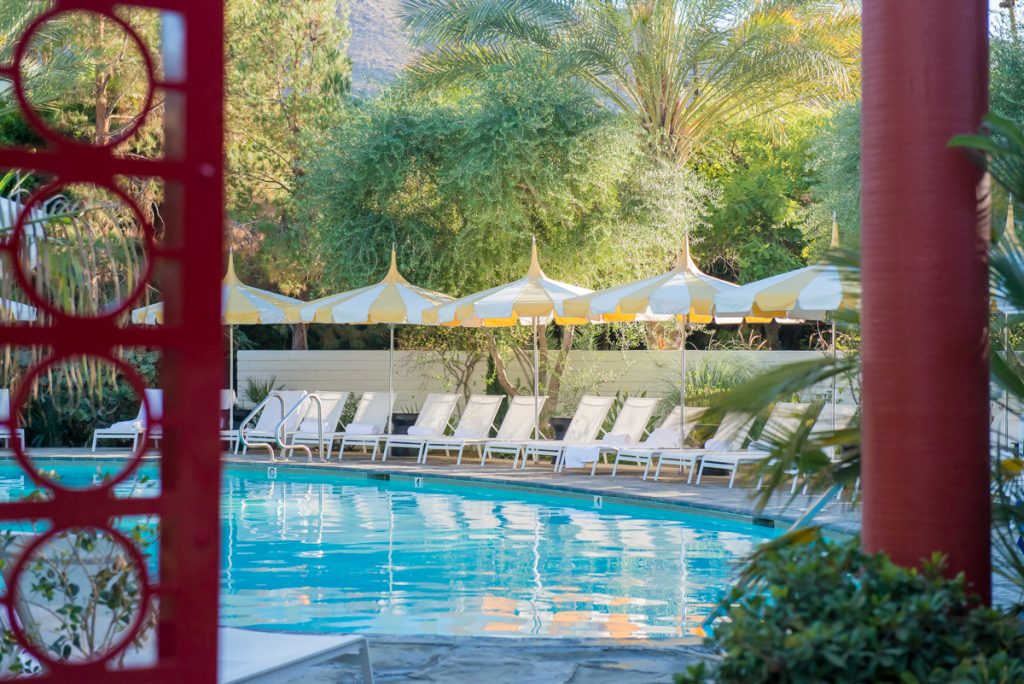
543,326,574,425
290,323,308,350
485,332,518,397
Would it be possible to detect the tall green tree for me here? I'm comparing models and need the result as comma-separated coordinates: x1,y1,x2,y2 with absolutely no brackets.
398,0,860,164
225,0,351,297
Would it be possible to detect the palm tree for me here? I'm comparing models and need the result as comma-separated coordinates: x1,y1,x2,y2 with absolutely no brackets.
399,0,860,163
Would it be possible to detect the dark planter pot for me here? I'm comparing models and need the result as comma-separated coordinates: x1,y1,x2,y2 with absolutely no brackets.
549,417,572,441
231,407,249,430
389,413,420,457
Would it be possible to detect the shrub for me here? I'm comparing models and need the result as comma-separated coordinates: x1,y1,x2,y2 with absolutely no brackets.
679,536,1024,684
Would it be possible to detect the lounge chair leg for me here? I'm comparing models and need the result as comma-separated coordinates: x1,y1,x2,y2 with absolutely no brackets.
728,467,738,488
590,458,598,476
654,458,663,481
456,446,464,465
612,458,619,477
695,461,705,485
91,433,98,452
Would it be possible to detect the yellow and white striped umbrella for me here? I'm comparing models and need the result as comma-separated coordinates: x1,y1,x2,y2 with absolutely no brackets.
424,238,593,327
563,234,744,323
131,253,304,325
424,238,594,440
714,222,857,321
300,248,450,324
995,202,1022,318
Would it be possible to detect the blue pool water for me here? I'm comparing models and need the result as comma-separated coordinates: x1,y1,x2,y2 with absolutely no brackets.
0,460,778,640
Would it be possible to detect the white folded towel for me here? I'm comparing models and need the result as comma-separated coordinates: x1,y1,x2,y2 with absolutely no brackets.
562,445,602,468
453,427,479,438
601,432,632,446
406,426,436,437
345,422,379,435
643,428,681,449
109,420,144,432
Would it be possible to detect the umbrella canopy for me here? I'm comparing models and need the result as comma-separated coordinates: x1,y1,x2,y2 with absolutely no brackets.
424,238,593,326
131,253,304,325
563,234,744,323
995,202,1022,318
714,222,857,321
0,298,37,322
424,238,594,442
301,248,450,324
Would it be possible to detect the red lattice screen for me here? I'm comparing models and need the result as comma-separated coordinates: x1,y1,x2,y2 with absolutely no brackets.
0,1,223,681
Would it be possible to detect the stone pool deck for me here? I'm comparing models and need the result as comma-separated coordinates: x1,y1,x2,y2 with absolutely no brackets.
298,634,716,683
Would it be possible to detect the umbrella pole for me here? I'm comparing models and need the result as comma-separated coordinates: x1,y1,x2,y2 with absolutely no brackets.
229,325,234,395
679,322,687,447
831,319,837,431
1004,313,1011,456
533,319,540,441
388,323,395,435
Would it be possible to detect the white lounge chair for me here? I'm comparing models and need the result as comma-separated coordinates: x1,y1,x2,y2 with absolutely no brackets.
0,390,25,451
691,402,811,487
417,395,505,464
381,393,460,461
652,410,759,483
610,406,707,479
336,392,398,460
219,389,240,453
515,395,616,470
220,627,373,683
557,397,660,474
783,403,859,493
239,390,309,457
287,391,351,457
478,396,549,466
91,388,163,452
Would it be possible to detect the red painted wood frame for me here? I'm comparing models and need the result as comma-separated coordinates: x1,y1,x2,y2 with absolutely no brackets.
861,0,991,598
0,1,224,681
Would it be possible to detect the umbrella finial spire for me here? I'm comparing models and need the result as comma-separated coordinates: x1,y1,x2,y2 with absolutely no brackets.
830,213,840,249
383,244,408,284
675,233,696,270
527,236,544,277
225,251,239,283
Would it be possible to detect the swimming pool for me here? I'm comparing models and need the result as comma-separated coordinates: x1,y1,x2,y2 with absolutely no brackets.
0,460,778,640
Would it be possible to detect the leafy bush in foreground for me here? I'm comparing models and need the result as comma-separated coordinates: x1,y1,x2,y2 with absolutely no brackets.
679,535,1024,684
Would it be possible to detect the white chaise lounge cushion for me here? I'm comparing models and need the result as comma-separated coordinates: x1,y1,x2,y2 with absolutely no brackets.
644,428,680,448
704,438,737,452
453,427,477,438
406,426,435,437
346,423,379,435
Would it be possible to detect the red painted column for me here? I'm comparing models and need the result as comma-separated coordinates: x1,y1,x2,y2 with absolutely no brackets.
861,1,991,599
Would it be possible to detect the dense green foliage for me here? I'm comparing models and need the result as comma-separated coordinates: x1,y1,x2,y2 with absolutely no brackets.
680,536,1024,684
399,0,860,164
225,0,351,297
303,66,712,297
695,119,821,282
